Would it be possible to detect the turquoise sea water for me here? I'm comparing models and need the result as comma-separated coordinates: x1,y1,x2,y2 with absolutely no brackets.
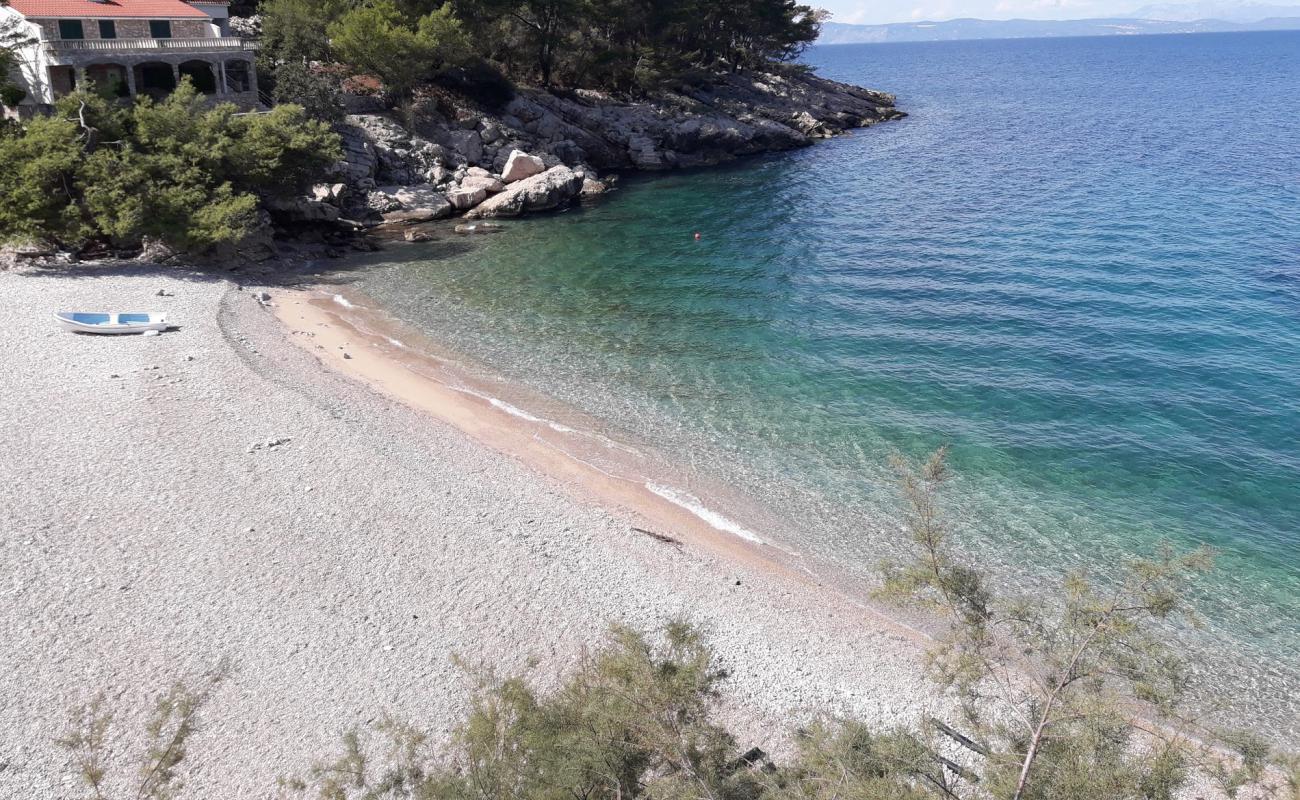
352,32,1300,734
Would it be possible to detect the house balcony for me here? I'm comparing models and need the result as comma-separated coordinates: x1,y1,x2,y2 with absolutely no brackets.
41,38,262,110
44,37,258,58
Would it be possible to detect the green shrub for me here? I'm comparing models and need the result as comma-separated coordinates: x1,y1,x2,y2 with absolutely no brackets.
761,720,937,800
0,82,340,251
271,61,345,122
0,109,95,244
281,621,766,799
878,447,1231,800
61,618,1294,800
55,458,1294,800
447,0,826,89
59,661,230,800
257,0,338,70
328,1,470,101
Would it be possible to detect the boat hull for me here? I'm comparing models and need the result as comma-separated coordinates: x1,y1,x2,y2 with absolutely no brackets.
54,312,171,335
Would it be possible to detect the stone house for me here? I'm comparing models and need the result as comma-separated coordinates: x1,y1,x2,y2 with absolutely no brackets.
0,0,259,114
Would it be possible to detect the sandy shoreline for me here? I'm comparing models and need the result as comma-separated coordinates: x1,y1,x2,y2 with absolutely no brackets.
273,285,932,644
0,264,939,797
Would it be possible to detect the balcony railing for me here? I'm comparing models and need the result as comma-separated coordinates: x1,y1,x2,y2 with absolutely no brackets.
45,37,257,54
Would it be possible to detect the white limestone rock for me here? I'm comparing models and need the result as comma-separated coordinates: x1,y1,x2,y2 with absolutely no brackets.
366,190,403,213
311,183,347,202
382,205,452,224
466,166,583,219
579,178,608,198
447,186,487,211
460,174,505,193
501,150,545,183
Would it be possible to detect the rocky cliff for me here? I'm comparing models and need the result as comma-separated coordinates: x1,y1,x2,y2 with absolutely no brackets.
275,68,903,229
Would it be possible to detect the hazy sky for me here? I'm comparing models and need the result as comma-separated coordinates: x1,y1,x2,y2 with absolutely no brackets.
822,0,1207,25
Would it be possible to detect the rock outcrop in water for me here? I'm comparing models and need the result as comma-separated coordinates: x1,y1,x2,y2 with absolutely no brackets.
466,166,586,219
273,68,902,227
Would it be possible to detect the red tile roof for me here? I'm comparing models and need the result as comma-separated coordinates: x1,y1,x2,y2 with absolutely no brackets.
7,0,211,18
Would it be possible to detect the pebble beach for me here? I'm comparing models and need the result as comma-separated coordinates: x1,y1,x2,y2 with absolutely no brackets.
0,263,938,798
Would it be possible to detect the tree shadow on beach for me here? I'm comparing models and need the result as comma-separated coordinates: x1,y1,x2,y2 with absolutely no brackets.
16,226,481,289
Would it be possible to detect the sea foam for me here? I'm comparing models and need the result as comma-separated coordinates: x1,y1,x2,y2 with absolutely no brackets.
645,483,766,545
488,397,577,433
450,385,577,434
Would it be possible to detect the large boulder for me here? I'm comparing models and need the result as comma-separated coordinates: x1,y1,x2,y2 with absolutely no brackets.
461,174,505,193
501,150,545,183
382,206,452,224
366,190,403,214
394,184,449,210
466,165,583,219
370,184,454,222
447,186,487,211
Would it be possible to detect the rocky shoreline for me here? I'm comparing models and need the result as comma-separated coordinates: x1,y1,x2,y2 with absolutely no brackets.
272,68,903,238
0,68,900,268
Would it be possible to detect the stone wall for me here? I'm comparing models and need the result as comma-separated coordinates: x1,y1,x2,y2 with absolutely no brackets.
30,17,212,40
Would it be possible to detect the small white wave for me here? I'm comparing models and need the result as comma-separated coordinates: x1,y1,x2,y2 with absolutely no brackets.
386,337,406,349
645,483,766,545
454,386,576,434
332,294,355,308
448,385,643,452
488,396,543,422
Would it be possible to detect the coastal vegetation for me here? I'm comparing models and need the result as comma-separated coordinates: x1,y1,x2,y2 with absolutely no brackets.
256,0,826,97
876,448,1272,800
1,0,828,251
57,452,1296,800
0,85,339,252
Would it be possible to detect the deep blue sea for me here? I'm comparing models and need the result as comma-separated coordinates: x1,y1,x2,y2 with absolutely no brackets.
354,32,1300,735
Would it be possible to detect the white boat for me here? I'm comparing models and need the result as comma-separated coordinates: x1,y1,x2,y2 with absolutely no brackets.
54,311,171,334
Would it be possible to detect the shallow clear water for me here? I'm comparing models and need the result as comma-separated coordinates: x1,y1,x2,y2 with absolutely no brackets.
353,32,1300,735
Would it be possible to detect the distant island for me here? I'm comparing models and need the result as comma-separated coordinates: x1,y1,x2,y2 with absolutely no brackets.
818,14,1300,44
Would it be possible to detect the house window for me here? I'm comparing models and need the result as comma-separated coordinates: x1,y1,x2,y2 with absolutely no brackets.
57,20,85,40
98,20,116,39
149,20,172,38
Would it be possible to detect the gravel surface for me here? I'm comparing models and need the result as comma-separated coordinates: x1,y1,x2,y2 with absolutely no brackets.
0,264,937,798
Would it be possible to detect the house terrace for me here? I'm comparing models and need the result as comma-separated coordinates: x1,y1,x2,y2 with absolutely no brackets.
1,0,260,112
